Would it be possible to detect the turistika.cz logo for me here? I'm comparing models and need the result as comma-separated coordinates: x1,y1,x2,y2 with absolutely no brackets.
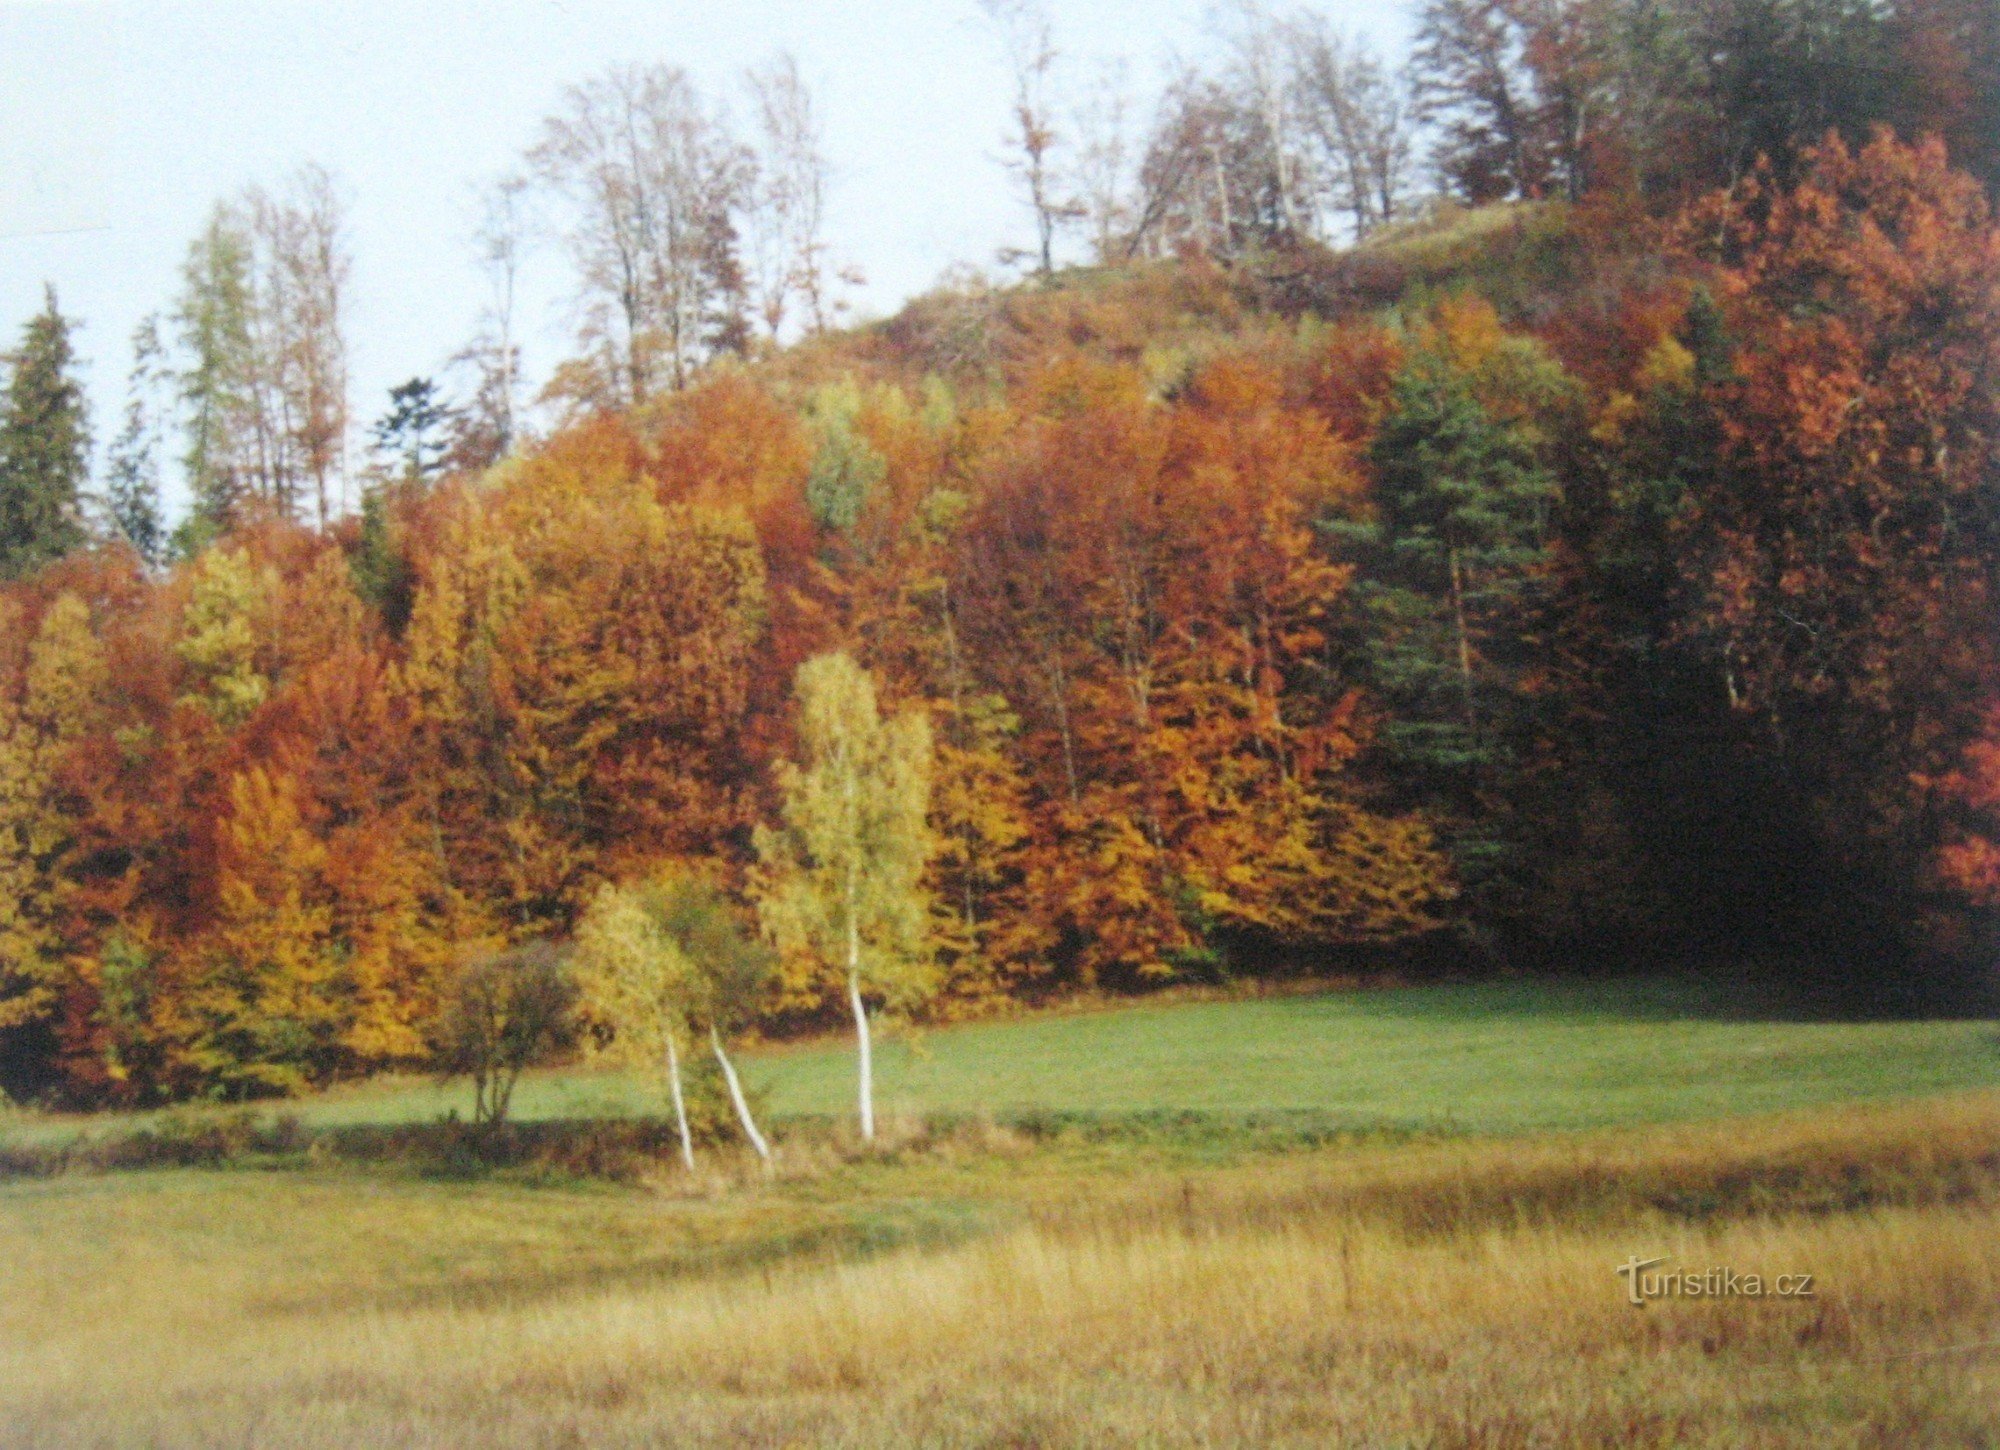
1615,1255,1817,1306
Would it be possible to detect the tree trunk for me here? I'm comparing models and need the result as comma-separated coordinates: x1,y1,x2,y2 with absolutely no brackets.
842,757,875,1143
848,964,874,1143
710,1024,771,1167
665,1032,695,1172
1449,547,1476,734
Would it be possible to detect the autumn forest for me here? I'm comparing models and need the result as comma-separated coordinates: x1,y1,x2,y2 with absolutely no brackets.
3,0,1999,1109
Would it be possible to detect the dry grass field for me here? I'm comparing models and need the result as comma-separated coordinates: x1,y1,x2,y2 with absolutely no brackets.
4,1085,1999,1447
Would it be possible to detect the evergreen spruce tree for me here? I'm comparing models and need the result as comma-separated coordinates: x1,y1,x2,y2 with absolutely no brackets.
1339,343,1560,910
102,315,168,565
1362,350,1555,773
0,287,91,580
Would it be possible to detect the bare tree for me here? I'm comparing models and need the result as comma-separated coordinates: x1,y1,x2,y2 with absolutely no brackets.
447,174,529,472
1125,63,1218,259
529,63,752,408
980,0,1079,276
174,166,350,532
250,164,351,525
1130,64,1272,259
1211,0,1313,238
1288,18,1414,239
744,51,841,342
1070,59,1139,264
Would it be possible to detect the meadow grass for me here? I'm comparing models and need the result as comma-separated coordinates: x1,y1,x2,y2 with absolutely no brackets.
5,976,1999,1445
3,1091,1998,1446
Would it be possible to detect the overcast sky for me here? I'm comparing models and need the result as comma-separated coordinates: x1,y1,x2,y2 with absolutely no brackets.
0,0,1405,516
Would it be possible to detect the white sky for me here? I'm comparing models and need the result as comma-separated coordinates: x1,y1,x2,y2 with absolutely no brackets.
0,0,1404,517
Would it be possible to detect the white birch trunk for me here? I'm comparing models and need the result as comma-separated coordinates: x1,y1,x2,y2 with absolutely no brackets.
710,1024,772,1167
848,962,873,1142
843,759,874,1143
665,1031,695,1172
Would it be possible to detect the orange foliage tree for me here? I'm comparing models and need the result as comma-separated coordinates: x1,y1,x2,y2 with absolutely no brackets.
1677,132,2000,964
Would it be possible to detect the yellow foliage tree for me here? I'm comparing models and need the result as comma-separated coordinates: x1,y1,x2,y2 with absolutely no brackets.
181,766,342,1095
175,547,271,727
574,867,777,1168
755,652,935,1141
0,593,104,1034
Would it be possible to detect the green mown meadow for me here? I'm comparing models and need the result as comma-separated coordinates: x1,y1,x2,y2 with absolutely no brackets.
13,975,1998,1149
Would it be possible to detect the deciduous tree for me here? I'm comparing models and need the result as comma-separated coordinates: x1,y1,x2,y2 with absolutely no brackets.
434,941,575,1127
756,652,935,1141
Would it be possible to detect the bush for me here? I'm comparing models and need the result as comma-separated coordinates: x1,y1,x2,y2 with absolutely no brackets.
433,943,578,1127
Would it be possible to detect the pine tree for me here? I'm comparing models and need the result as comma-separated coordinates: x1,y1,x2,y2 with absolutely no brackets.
370,378,452,484
0,287,91,579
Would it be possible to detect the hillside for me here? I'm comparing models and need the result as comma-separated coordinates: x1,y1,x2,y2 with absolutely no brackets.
2,132,1999,1113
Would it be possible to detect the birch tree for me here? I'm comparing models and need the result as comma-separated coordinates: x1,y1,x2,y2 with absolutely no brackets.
756,653,935,1142
1214,0,1312,237
574,879,702,1169
1288,18,1413,239
675,876,777,1167
575,870,777,1169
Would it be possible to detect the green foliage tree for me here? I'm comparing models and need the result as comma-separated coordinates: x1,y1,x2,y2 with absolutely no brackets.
756,652,935,1142
652,874,779,1165
0,287,90,579
371,377,453,485
574,879,703,1167
173,205,258,549
434,941,576,1127
802,381,886,533
103,316,168,566
574,869,777,1168
1362,346,1556,771
1339,322,1564,912
349,484,415,630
